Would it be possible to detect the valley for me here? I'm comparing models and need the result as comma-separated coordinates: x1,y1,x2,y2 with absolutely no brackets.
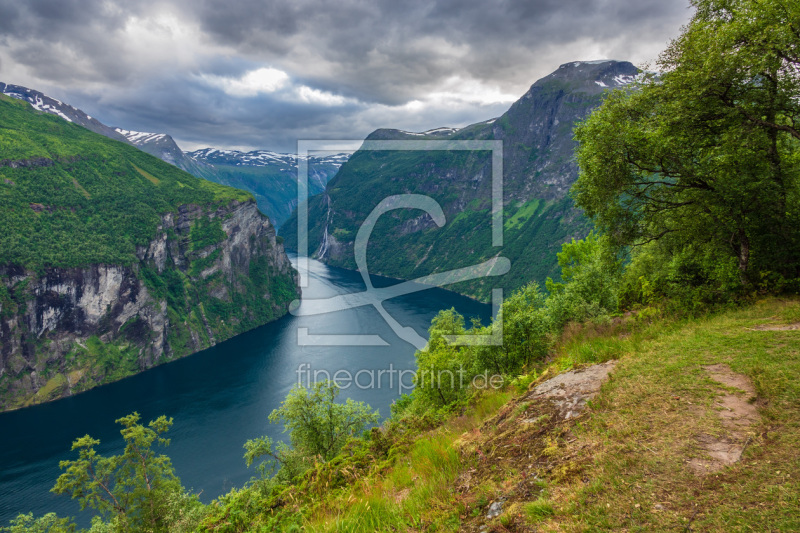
1,1,798,529
283,60,640,300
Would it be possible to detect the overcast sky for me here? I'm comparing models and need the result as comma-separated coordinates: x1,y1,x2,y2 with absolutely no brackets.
0,0,692,152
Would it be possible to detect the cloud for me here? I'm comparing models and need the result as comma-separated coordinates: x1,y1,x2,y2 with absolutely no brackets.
202,67,290,96
0,0,693,152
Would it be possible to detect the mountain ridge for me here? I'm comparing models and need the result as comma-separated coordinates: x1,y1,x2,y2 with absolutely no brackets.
282,60,640,300
0,82,348,229
0,94,298,410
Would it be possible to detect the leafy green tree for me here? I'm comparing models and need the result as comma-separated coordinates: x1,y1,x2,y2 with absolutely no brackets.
471,284,551,376
546,232,622,325
52,413,197,532
412,309,475,407
574,0,800,290
244,381,379,481
0,513,75,533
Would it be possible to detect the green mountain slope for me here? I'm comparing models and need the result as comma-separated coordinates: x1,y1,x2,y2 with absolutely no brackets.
283,61,638,300
0,94,298,410
187,149,347,231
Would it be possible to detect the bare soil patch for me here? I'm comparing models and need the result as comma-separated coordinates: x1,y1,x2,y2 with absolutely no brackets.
688,364,760,474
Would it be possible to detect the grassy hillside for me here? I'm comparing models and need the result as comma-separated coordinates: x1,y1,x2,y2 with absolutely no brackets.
17,297,798,532
0,94,251,269
245,298,798,532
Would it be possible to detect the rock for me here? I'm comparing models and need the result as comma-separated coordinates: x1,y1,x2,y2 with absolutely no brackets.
486,500,504,519
0,199,298,411
527,360,616,419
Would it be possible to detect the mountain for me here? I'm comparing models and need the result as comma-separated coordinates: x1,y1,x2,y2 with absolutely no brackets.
0,82,212,175
0,82,130,143
114,127,218,180
0,94,298,411
282,60,639,301
188,148,347,230
0,82,347,230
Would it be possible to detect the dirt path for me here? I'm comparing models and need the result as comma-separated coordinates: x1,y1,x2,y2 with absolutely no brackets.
688,364,760,474
750,321,800,331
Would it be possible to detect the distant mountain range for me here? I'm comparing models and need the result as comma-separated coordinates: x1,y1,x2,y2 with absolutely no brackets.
282,60,640,301
0,82,347,229
3,60,640,302
187,148,347,229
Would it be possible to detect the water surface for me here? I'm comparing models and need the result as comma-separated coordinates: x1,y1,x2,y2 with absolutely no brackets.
0,257,490,525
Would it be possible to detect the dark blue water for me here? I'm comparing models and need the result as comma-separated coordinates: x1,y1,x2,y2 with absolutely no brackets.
0,257,490,526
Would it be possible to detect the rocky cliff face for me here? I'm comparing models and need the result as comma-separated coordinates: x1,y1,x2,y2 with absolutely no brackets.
0,199,297,411
282,60,638,300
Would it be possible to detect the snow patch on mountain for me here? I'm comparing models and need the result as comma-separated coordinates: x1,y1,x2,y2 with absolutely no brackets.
612,74,637,86
422,127,460,134
188,148,350,169
115,128,168,144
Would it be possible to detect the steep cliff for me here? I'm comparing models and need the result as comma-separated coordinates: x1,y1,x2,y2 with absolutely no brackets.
0,94,298,410
283,60,638,300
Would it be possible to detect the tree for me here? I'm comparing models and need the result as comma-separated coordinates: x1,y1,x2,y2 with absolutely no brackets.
574,0,800,290
244,381,379,481
0,513,75,533
411,309,475,407
52,413,195,533
546,232,622,325
472,284,551,376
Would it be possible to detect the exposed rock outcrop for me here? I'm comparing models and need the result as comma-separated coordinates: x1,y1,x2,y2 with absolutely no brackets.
0,199,297,410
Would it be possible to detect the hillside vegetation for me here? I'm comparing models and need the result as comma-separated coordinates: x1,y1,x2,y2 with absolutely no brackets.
280,61,635,300
0,94,298,410
4,0,799,531
0,94,251,269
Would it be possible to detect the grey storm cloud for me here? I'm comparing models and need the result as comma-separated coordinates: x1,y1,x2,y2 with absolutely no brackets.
0,0,692,152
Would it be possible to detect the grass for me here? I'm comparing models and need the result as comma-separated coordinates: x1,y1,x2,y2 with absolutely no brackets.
221,298,800,532
504,198,541,231
537,297,800,531
132,164,160,185
301,390,513,532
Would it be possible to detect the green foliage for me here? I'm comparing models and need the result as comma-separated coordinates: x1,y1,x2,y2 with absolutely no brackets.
0,96,250,269
491,283,551,370
51,413,201,533
398,232,621,416
545,232,622,328
574,0,800,296
412,309,474,408
190,217,226,251
244,381,379,482
0,513,75,533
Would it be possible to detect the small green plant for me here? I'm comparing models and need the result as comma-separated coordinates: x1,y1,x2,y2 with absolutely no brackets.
524,498,555,523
